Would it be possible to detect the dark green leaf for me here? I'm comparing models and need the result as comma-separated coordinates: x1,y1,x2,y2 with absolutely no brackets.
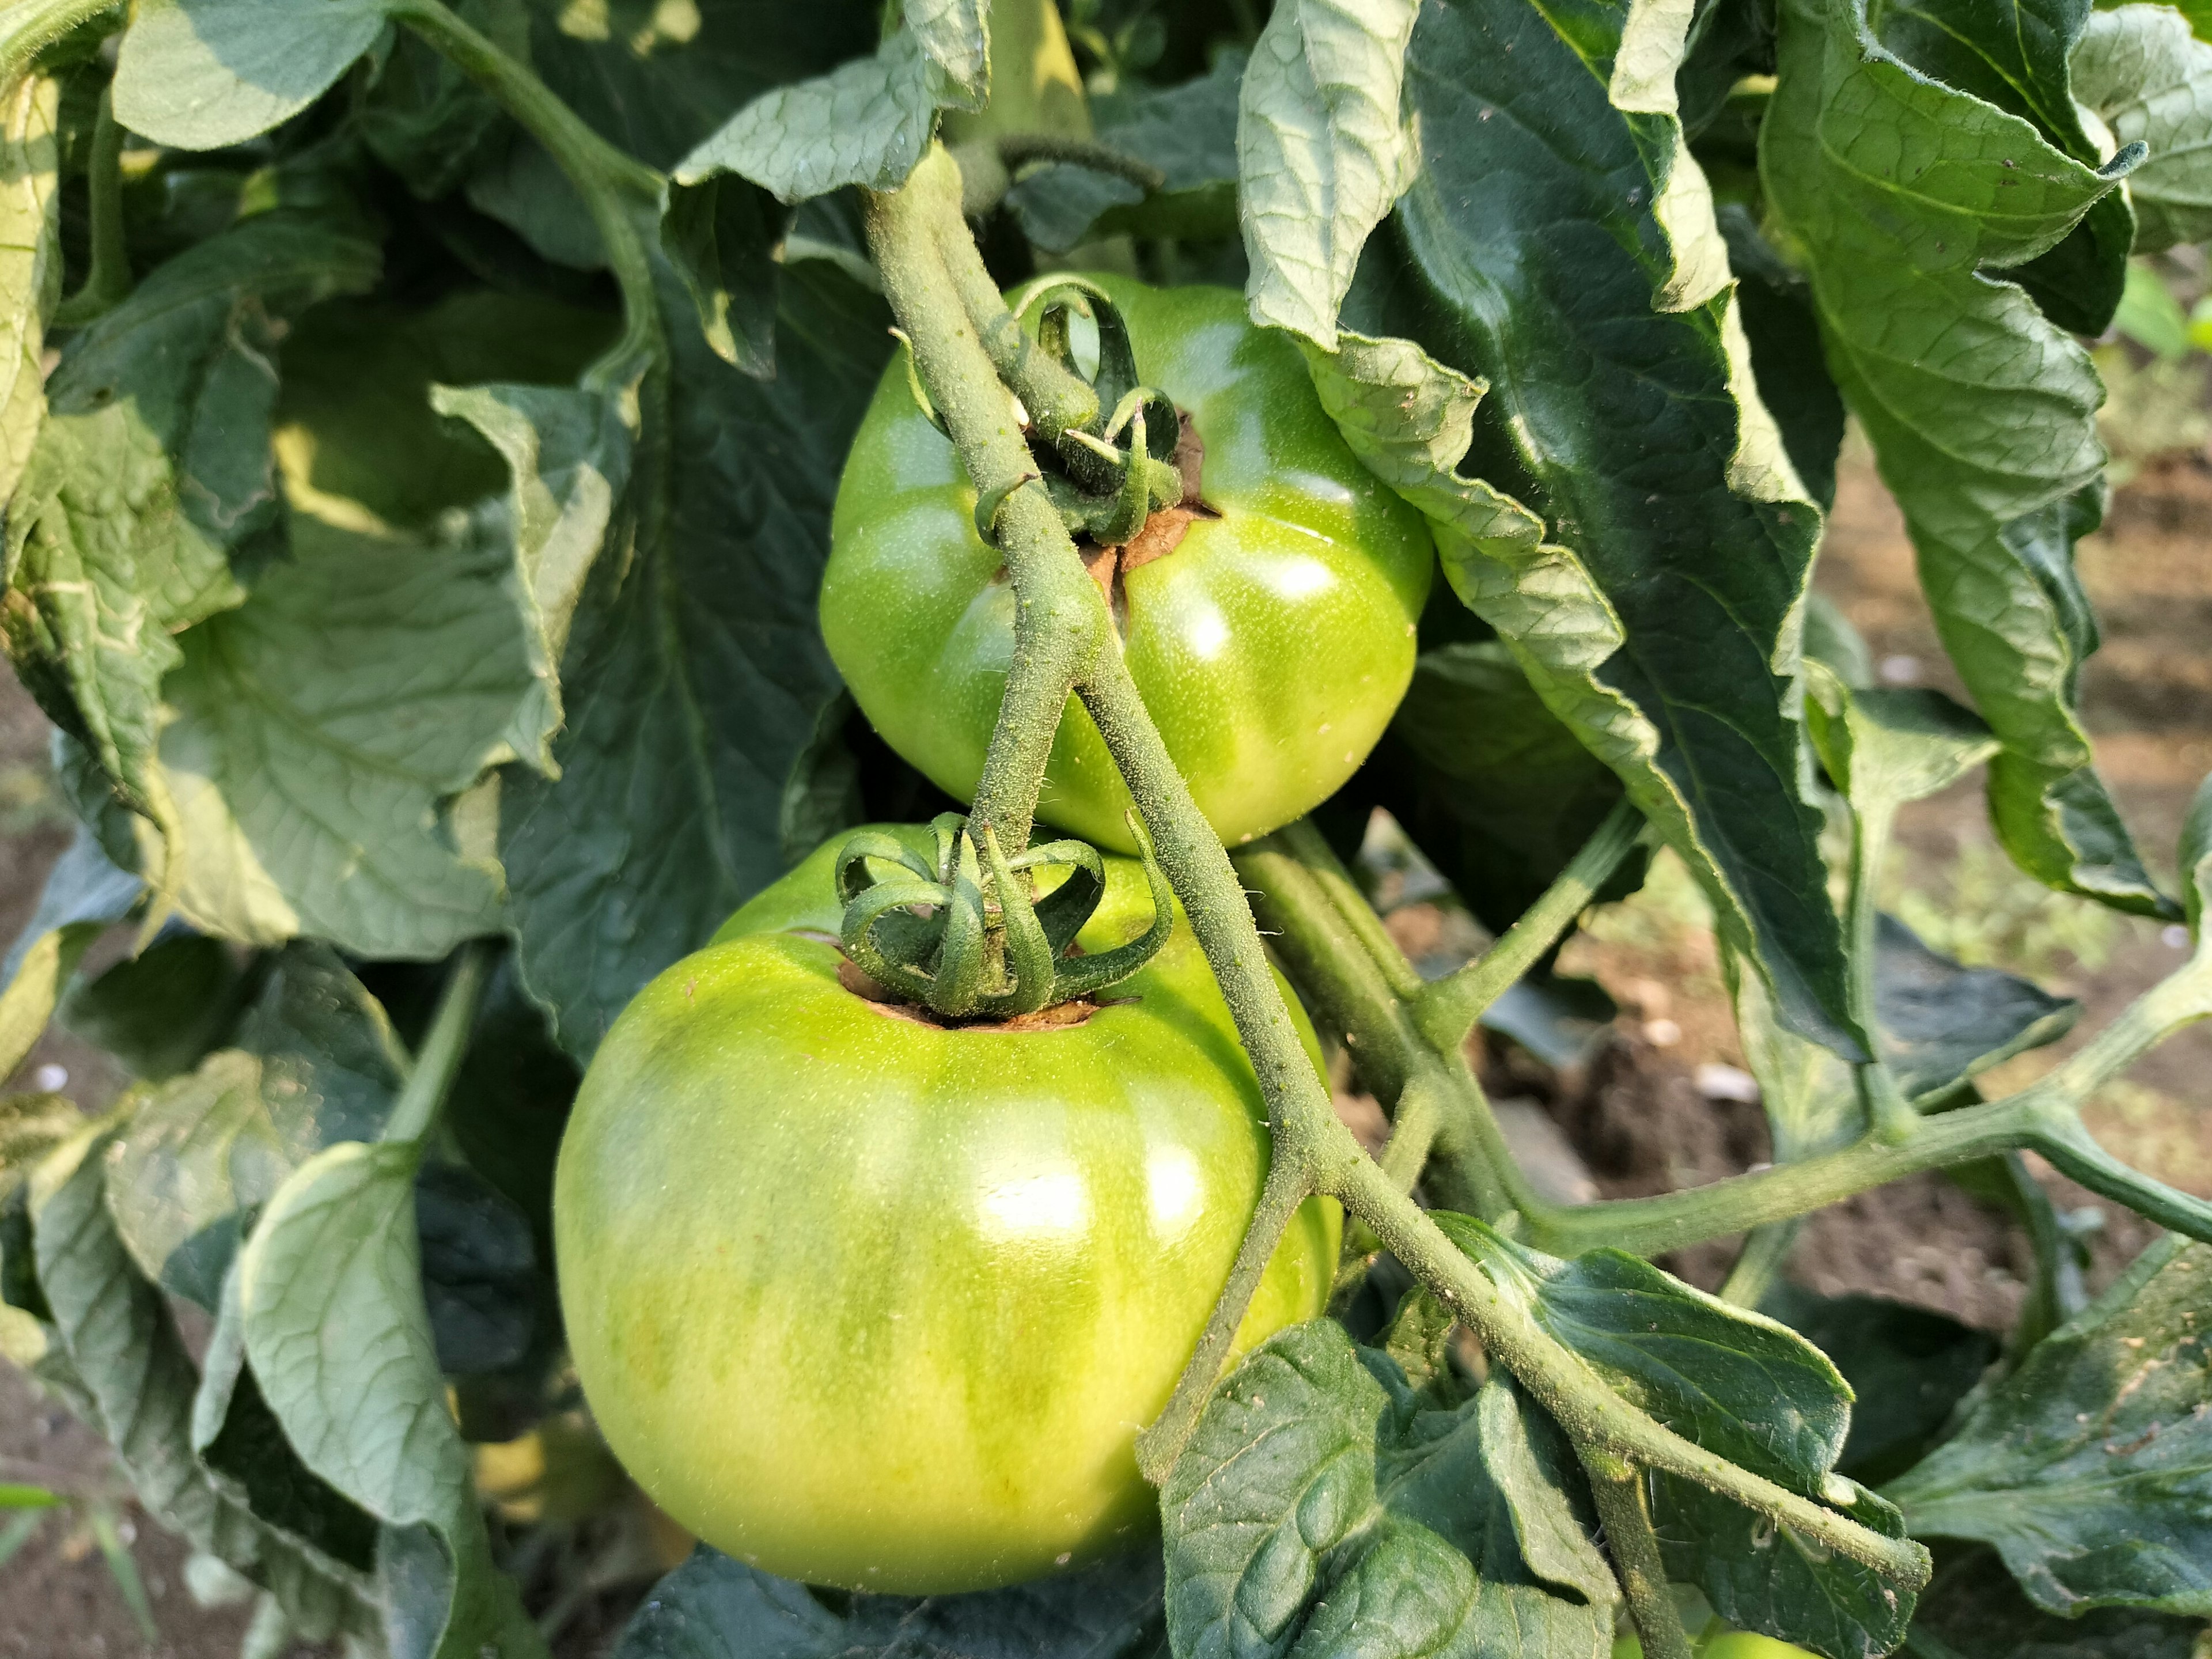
358,0,531,200
1372,641,1639,937
2074,5,2212,252
3,217,380,832
105,942,407,1309
615,1545,1166,1659
1904,1545,2209,1658
1369,0,1857,1054
112,0,388,151
413,1161,537,1377
59,931,249,1081
1885,1237,2212,1618
1658,1475,1917,1658
1762,0,2166,918
1006,49,1243,251
444,951,577,1260
1433,1211,1852,1490
1875,915,2078,1103
1160,1318,1615,1659
1762,1286,1999,1487
238,1139,547,1658
0,1090,81,1369
493,260,891,1058
659,172,787,374
1719,207,1846,514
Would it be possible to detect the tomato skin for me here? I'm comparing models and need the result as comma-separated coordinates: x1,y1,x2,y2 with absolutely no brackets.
554,829,1339,1594
821,274,1435,853
1613,1632,1819,1658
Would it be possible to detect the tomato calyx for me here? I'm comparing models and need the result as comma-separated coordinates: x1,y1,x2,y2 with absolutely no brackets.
832,810,1173,1019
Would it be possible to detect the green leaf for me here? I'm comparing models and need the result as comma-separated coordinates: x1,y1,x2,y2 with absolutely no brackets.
1806,683,2001,826
658,173,786,375
132,505,535,957
0,1090,82,1369
444,952,577,1260
413,1161,538,1376
1431,1211,1852,1490
1905,1546,2209,1658
1368,641,1638,936
1762,0,2166,919
1873,0,2132,334
1351,0,1858,1055
492,260,890,1058
274,290,618,532
238,1139,547,1658
1006,49,1243,251
2074,5,2212,252
2,217,381,831
105,942,407,1309
1658,1475,1916,1658
1238,0,1420,347
614,1546,1166,1658
59,931,251,1081
2183,768,2212,940
1161,1318,1615,1659
1884,1236,2212,1618
1720,207,1847,515
1761,1286,2000,1487
1874,914,2078,1101
0,827,142,1080
673,2,988,204
0,73,58,510
112,0,389,152
30,1122,378,1641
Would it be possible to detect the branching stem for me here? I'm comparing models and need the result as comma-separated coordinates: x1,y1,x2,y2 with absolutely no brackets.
1585,1457,1696,1659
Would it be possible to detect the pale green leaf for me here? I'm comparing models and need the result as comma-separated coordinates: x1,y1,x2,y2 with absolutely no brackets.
0,74,57,510
2074,4,2212,251
1238,0,1419,347
0,828,141,1080
238,1139,546,1658
113,0,388,152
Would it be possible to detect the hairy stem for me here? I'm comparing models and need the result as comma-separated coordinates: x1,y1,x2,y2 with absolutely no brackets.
387,0,663,388
381,943,492,1147
1585,1458,1696,1659
999,132,1166,190
52,86,127,327
1333,1156,1931,1587
868,149,1108,852
1415,799,1647,1050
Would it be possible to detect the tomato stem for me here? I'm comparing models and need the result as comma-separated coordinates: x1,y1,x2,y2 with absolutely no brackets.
50,86,128,327
1584,1459,1697,1659
0,0,118,93
387,0,665,392
381,942,493,1147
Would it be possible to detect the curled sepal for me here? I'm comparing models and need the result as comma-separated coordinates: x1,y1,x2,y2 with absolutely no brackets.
888,328,949,437
831,813,1174,1018
973,471,1040,547
1051,813,1175,1002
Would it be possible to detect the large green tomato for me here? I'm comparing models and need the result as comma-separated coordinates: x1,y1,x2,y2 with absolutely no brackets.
1613,1631,1819,1657
554,828,1339,1594
821,274,1435,853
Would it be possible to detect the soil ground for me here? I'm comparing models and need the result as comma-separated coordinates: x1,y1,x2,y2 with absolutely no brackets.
3,450,2210,1654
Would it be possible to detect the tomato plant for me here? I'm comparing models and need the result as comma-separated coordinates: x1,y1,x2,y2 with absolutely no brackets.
823,274,1434,852
1,0,2210,1657
557,828,1337,1592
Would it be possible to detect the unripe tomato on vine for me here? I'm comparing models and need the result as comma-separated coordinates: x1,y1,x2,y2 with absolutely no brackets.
552,828,1339,1594
821,273,1436,853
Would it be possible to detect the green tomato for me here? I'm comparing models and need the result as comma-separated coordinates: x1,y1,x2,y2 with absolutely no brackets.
1613,1633,1819,1658
554,828,1340,1594
821,274,1435,853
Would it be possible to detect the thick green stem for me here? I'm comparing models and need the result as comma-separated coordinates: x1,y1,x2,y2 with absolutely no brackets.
1416,800,1647,1050
385,0,662,388
0,0,117,91
1332,1155,1930,1587
934,202,1099,440
381,943,491,1147
51,85,127,327
868,149,1109,853
998,133,1166,191
1585,1457,1695,1659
